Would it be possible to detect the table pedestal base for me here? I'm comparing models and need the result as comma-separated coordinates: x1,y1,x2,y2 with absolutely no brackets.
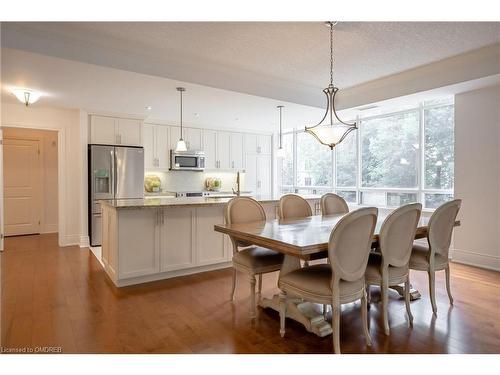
389,284,422,301
259,295,333,337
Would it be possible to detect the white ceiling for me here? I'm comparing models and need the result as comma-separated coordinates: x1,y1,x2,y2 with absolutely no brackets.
1,48,325,132
2,22,499,107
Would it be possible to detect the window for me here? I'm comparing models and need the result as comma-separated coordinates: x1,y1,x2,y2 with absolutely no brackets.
335,131,357,188
276,98,454,209
361,111,419,188
296,131,332,187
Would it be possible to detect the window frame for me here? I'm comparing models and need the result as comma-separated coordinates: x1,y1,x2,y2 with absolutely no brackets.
276,100,454,210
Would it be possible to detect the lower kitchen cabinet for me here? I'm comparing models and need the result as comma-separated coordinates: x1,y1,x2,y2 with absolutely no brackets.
117,208,160,279
161,207,196,271
196,206,227,265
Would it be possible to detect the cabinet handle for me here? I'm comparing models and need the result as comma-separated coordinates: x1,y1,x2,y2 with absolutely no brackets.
231,161,234,169
257,146,261,154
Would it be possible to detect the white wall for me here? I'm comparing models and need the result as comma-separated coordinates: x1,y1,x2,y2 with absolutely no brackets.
453,84,500,270
1,102,86,247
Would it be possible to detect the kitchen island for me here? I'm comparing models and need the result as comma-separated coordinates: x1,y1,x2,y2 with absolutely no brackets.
100,195,321,287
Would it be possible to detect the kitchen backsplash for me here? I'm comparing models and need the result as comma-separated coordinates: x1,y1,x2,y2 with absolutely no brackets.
144,170,242,193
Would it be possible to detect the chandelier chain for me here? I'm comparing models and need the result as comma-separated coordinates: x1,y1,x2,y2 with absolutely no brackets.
330,21,334,86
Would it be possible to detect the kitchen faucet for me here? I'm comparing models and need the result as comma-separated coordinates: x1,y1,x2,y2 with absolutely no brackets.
232,171,243,196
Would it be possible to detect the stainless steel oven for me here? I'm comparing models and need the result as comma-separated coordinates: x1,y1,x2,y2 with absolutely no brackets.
170,150,205,171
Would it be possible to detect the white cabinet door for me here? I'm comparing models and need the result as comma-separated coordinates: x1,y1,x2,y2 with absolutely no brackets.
217,131,231,169
118,118,142,146
90,115,116,145
258,154,272,196
244,154,258,194
202,129,217,169
118,209,160,279
161,207,196,271
196,206,227,265
244,134,258,154
258,135,272,155
185,127,202,151
155,125,169,169
143,124,156,169
230,133,244,170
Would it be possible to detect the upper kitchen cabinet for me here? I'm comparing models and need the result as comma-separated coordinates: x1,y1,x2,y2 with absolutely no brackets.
90,115,142,146
202,129,244,170
244,133,272,155
230,133,244,169
143,123,169,170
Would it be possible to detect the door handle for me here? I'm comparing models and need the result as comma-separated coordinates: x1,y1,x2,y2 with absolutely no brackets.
110,149,115,196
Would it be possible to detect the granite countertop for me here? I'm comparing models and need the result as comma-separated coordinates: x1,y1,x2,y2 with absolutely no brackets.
100,194,322,209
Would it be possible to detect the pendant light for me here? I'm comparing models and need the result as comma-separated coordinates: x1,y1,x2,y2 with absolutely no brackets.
276,105,285,158
175,87,188,152
305,22,357,149
13,88,41,106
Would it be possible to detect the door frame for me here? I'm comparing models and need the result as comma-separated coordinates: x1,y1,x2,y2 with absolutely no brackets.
1,123,66,247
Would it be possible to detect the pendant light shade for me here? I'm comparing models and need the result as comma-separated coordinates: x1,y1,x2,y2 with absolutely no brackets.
175,87,188,152
13,88,41,106
276,105,285,158
305,22,356,149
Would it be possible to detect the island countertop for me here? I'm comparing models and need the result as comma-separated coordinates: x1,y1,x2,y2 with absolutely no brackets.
99,194,322,209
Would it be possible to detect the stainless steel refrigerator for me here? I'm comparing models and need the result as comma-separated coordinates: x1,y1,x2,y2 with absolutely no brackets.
88,144,144,246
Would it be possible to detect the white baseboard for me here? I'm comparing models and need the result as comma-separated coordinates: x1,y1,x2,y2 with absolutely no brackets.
59,234,81,247
41,223,58,234
451,248,500,271
79,235,90,248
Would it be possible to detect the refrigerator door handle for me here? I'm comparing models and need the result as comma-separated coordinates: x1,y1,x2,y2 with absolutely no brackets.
114,150,118,198
110,149,116,197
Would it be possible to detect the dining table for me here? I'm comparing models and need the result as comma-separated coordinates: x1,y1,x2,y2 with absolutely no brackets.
214,211,460,337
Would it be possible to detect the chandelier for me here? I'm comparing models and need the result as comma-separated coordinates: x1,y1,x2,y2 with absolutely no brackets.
305,22,357,149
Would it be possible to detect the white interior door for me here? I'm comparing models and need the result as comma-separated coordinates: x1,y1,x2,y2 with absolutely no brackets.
3,138,41,236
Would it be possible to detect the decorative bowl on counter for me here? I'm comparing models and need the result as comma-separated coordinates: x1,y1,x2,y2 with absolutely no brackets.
205,177,222,191
144,175,162,193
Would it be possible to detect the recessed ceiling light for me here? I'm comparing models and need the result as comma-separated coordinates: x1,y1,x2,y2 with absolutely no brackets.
145,106,152,111
235,117,239,121
12,88,41,106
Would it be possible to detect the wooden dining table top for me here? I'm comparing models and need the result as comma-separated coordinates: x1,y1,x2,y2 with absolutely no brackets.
214,212,460,259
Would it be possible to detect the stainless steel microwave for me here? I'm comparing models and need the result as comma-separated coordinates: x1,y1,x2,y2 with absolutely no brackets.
170,150,206,171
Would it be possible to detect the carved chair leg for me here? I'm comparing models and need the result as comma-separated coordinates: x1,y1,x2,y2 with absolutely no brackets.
404,279,414,325
279,291,287,337
230,268,237,301
428,270,437,315
445,265,454,305
361,290,372,347
381,277,390,336
250,275,257,319
332,303,341,354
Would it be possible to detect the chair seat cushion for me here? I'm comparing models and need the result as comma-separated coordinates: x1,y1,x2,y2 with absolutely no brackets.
278,264,364,301
365,253,408,284
409,243,448,270
233,246,284,271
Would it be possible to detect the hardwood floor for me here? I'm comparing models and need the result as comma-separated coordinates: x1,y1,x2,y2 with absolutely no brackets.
1,233,500,353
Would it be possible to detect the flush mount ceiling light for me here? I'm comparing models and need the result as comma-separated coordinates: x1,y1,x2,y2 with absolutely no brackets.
305,22,357,149
175,87,188,152
12,88,41,106
276,105,285,158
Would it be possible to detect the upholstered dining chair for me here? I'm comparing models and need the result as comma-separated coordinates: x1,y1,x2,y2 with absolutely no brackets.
278,207,378,354
321,193,349,216
278,194,313,220
409,199,461,315
225,197,284,318
365,203,422,335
